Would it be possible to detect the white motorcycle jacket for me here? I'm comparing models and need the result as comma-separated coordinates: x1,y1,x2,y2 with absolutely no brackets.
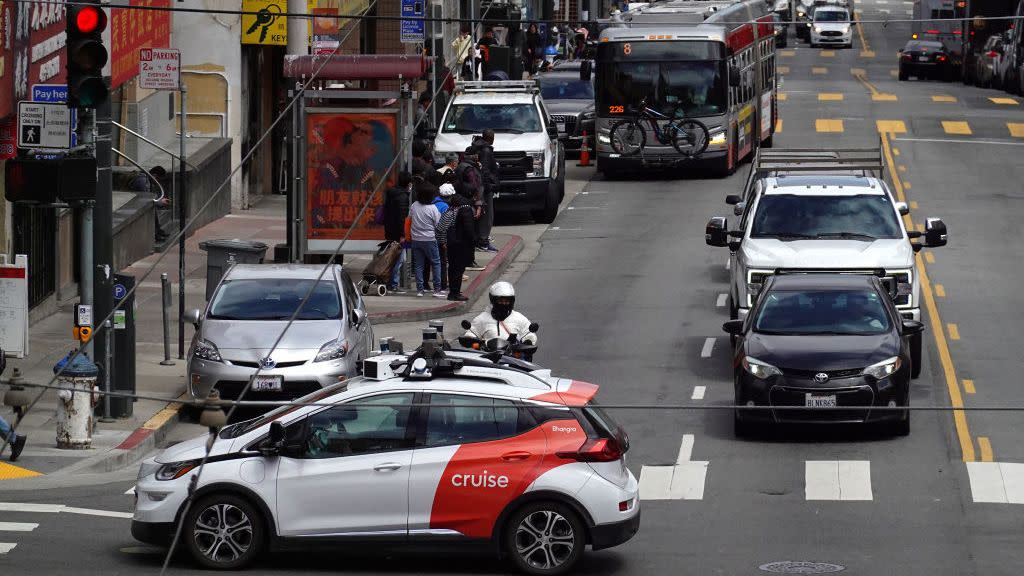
467,310,537,345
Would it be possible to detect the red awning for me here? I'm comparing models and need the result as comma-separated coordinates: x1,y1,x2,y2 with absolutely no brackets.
282,54,434,80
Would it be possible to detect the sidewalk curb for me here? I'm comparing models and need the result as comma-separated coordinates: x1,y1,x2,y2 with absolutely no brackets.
72,398,188,475
368,235,524,325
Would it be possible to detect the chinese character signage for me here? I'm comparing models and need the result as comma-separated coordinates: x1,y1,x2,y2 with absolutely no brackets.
0,8,13,119
110,0,172,89
305,111,396,249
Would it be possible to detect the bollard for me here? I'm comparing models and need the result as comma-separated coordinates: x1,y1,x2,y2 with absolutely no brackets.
53,353,100,449
160,273,175,366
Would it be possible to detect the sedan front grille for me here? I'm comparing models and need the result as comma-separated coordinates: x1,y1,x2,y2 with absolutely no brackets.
551,114,578,135
493,152,530,180
821,30,843,37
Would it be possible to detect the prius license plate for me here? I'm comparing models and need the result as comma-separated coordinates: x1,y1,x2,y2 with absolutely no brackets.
805,393,837,408
251,375,282,392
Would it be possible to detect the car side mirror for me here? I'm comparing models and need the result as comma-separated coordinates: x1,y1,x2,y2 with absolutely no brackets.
260,421,286,457
580,60,593,81
725,194,742,205
902,320,925,336
925,218,947,247
184,308,202,327
734,202,746,217
351,308,366,326
722,319,744,336
895,201,909,215
705,216,729,247
729,65,741,87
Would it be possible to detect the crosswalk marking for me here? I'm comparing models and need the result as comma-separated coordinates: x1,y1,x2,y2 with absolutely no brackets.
691,386,706,400
778,65,791,74
780,49,796,57
967,462,1024,503
776,118,783,133
818,93,843,101
876,119,907,134
820,50,835,57
812,67,828,75
932,95,957,103
778,92,787,101
0,522,38,532
942,121,972,135
816,119,844,132
872,93,898,101
0,543,15,554
1008,123,1024,137
639,435,709,501
805,461,873,501
962,378,975,393
701,337,716,358
947,323,961,340
860,50,876,58
990,97,1019,105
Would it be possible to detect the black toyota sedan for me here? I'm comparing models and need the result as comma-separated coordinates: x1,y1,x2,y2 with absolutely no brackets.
723,274,924,437
898,39,953,81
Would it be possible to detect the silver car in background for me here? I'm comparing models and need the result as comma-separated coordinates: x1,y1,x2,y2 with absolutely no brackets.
186,264,373,402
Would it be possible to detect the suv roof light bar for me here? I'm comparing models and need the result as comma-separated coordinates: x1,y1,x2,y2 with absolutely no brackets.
743,137,885,199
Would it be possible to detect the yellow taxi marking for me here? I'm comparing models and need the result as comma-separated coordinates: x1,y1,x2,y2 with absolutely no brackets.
942,121,972,135
780,49,796,57
963,379,976,394
872,93,898,101
0,462,42,480
1008,123,1024,137
860,50,876,58
818,93,844,101
924,251,935,263
812,67,828,75
932,95,957,103
820,50,836,57
989,97,1019,105
816,119,844,132
909,200,918,209
876,120,907,134
778,65,791,74
889,68,899,77
775,118,783,133
934,284,945,297
880,131,976,462
948,323,961,340
978,437,994,462
142,403,181,431
778,92,788,101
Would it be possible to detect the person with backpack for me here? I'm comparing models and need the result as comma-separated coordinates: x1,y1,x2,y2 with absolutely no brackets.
438,191,477,301
408,182,445,298
472,129,500,253
454,145,487,270
383,171,412,292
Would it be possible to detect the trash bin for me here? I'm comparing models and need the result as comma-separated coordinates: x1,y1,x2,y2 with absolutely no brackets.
198,239,268,300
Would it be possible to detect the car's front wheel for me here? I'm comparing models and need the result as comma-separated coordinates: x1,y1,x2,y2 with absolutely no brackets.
505,502,585,576
184,494,264,569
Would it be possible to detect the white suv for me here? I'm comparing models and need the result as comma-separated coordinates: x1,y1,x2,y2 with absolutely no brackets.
133,345,639,575
809,5,853,48
432,81,566,223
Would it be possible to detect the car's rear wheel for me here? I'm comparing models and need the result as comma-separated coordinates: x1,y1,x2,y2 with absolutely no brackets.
898,67,908,81
532,183,560,224
734,410,754,438
910,333,922,379
184,494,264,569
505,502,585,576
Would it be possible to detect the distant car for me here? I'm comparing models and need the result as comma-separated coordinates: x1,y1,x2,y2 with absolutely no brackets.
773,13,789,48
535,70,596,155
809,5,852,48
724,273,924,437
898,39,953,81
973,33,1004,88
186,264,374,403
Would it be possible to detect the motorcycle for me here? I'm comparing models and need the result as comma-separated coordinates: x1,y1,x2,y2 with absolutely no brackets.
457,319,540,363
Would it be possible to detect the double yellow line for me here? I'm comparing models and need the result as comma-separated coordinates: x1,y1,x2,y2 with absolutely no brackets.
880,132,978,462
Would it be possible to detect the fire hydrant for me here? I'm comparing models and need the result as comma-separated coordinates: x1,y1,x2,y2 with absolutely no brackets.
54,352,99,449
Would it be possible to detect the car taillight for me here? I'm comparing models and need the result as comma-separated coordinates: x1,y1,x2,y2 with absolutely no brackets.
557,437,624,462
901,53,912,60
937,55,947,61
987,50,999,57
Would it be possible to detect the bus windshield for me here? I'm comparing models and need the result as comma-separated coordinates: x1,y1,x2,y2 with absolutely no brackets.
597,60,727,117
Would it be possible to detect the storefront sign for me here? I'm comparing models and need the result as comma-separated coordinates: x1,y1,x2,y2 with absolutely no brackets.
111,0,172,88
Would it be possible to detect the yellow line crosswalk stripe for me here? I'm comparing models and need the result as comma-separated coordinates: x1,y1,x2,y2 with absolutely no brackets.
963,379,975,394
932,95,957,103
812,67,828,74
780,49,796,57
820,50,836,57
0,462,42,480
990,97,1019,105
778,66,791,74
816,119,844,132
934,283,945,297
948,323,961,340
909,200,918,209
1008,123,1024,137
860,50,876,58
876,120,907,133
925,251,935,263
818,93,844,101
942,120,972,135
872,93,898,101
775,119,783,133
778,92,788,101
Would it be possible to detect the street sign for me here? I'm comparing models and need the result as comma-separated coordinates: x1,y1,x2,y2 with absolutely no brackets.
30,85,79,148
17,101,73,150
76,304,93,327
113,283,127,301
139,48,181,90
400,0,424,43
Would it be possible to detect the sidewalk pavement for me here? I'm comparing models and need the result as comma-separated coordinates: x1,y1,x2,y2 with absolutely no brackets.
0,194,523,483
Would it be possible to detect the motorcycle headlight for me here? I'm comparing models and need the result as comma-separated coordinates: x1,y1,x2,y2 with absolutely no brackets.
709,130,727,146
863,356,902,381
315,339,350,362
155,459,200,481
192,339,222,362
528,151,545,177
743,356,782,380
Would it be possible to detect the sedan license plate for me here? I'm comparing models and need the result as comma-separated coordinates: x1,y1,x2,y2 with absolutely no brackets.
557,123,565,133
805,393,837,408
251,375,282,392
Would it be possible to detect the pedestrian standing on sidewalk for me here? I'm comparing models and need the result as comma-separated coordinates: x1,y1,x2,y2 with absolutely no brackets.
383,171,412,292
442,192,477,301
454,146,486,270
0,348,26,462
524,23,542,77
423,184,451,292
409,183,445,298
452,25,474,80
437,152,460,181
472,129,500,252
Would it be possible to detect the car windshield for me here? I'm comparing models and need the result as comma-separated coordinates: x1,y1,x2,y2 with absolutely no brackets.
221,383,348,439
441,103,541,134
815,9,849,21
750,194,903,239
597,60,727,117
755,289,892,335
208,278,342,320
538,76,595,100
906,41,943,50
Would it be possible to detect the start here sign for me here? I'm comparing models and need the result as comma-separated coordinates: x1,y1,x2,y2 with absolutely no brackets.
139,48,181,91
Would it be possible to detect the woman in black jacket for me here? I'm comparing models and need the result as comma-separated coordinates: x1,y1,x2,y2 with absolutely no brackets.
383,171,412,290
524,23,542,77
445,193,477,301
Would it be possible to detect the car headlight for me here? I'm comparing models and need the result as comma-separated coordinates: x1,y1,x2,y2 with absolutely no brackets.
598,133,611,144
863,356,902,381
709,130,727,146
314,339,350,362
192,339,222,362
528,151,545,177
746,270,772,307
814,25,824,32
797,10,806,17
155,459,200,481
137,460,160,480
841,25,851,34
582,111,596,120
743,356,782,380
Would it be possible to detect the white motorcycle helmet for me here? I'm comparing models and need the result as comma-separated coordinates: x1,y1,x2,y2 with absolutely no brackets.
488,281,516,321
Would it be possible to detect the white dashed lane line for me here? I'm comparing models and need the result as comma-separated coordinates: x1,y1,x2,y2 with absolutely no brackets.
691,386,707,400
0,543,15,554
716,293,728,307
0,523,38,532
700,337,716,358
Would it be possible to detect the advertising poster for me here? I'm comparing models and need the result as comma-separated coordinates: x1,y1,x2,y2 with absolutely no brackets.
305,110,397,252
110,0,172,88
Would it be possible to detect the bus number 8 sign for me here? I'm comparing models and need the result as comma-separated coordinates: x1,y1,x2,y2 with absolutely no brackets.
623,43,632,55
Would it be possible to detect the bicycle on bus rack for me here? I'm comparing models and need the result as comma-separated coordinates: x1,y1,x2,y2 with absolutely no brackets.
608,97,710,159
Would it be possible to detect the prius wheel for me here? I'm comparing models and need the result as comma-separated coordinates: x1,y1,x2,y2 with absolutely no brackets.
185,494,263,569
505,502,585,576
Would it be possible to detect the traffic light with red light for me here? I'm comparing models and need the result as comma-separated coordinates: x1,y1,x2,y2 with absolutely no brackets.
67,1,109,108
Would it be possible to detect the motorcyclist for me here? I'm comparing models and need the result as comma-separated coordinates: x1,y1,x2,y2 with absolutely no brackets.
467,282,537,345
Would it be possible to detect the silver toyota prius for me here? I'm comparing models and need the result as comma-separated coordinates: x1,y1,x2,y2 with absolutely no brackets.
186,264,373,402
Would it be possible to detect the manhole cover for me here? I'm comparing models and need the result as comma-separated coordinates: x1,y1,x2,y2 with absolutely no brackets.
759,561,846,574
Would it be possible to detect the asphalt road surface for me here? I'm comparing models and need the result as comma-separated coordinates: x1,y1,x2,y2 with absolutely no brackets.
3,4,1024,574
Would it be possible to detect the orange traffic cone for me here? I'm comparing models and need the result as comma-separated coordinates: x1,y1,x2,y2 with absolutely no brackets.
577,130,591,167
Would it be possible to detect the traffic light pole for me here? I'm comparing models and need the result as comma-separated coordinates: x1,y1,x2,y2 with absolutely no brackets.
93,96,114,398
78,109,96,360
177,84,188,359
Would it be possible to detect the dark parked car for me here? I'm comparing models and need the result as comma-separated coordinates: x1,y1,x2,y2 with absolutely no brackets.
535,70,596,155
723,274,924,437
971,32,1005,88
898,39,953,81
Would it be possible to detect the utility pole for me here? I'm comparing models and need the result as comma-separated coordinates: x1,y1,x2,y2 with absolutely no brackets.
286,0,307,262
287,0,308,56
177,85,188,358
